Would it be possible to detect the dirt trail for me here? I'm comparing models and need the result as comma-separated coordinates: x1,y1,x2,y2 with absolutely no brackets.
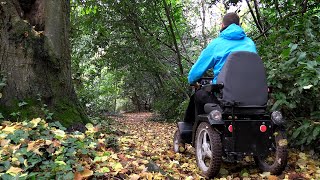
112,113,320,179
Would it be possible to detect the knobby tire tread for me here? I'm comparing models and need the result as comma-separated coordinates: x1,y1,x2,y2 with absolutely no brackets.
196,122,222,179
255,130,288,175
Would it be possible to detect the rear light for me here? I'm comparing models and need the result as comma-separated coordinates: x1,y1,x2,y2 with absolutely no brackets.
260,125,267,132
228,125,233,132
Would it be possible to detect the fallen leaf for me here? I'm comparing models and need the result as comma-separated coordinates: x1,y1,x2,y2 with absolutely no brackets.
30,118,41,127
113,162,123,172
278,139,288,146
2,125,17,133
6,166,23,175
268,175,278,180
81,169,93,177
74,172,82,180
129,174,140,180
260,172,271,178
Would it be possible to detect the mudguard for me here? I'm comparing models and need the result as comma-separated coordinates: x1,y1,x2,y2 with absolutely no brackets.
177,122,193,143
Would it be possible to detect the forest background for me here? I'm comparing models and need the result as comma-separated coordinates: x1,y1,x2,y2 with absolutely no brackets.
70,0,320,150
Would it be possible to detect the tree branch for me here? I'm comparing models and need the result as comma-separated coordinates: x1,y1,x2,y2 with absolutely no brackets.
201,0,207,47
162,0,184,75
274,0,283,18
245,0,263,33
253,0,264,31
254,0,309,40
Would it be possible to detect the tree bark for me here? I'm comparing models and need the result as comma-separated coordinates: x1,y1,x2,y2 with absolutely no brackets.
245,0,263,33
201,0,207,48
162,0,184,75
0,0,88,126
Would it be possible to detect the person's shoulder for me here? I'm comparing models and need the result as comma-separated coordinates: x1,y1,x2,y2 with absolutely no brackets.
244,36,255,42
208,37,223,47
244,36,256,44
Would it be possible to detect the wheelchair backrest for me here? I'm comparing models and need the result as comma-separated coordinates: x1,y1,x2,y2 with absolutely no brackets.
217,51,268,106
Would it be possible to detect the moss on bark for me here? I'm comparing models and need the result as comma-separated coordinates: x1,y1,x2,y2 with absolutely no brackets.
53,99,90,127
0,98,90,127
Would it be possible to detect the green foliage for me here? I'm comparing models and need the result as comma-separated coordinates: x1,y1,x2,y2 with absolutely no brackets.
70,0,191,116
289,120,320,150
0,118,119,179
153,76,189,121
69,0,320,149
252,1,320,149
260,15,320,115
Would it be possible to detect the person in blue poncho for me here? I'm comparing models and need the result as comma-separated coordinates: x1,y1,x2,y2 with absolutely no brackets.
184,12,257,122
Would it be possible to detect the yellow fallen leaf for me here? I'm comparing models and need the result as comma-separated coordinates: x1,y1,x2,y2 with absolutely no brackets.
27,141,43,155
129,174,140,180
45,140,52,145
99,167,110,173
27,141,35,151
6,166,23,175
0,132,8,139
73,134,85,140
278,139,288,146
0,139,10,147
153,173,165,179
179,146,185,152
297,159,307,169
52,129,66,139
111,153,119,160
186,176,194,180
81,169,93,177
112,162,123,172
12,157,20,166
24,159,28,167
30,118,41,127
260,172,271,178
299,152,307,160
2,125,16,133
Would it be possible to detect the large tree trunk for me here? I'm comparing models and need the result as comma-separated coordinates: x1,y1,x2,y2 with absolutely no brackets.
0,0,88,126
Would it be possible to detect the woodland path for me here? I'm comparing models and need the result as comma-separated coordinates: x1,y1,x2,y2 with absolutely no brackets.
111,113,320,180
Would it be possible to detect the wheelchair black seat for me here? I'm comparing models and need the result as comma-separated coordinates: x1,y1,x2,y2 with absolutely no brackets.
216,51,268,114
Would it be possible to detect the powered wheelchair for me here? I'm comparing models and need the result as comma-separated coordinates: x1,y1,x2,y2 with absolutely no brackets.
173,51,288,178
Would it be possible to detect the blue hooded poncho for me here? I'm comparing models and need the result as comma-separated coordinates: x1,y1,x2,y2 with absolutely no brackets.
188,24,257,84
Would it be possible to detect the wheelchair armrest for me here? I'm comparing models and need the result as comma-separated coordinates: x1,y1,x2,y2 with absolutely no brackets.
202,83,224,92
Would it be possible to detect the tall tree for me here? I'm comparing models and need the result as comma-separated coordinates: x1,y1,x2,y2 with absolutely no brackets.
0,0,88,126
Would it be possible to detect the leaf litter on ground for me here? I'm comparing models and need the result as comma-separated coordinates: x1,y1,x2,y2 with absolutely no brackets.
1,113,320,179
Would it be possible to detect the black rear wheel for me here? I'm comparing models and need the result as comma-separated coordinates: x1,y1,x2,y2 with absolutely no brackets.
254,130,288,174
195,122,222,178
173,130,186,153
